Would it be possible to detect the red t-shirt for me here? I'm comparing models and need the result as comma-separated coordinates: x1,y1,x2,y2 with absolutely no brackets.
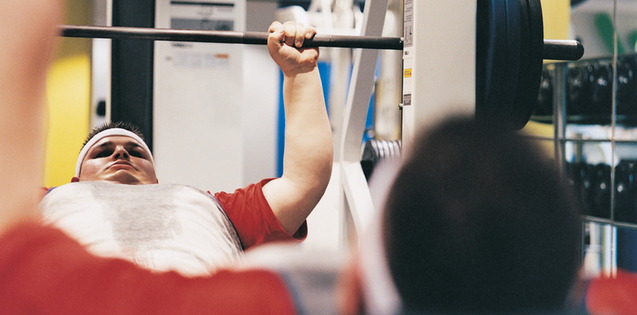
214,178,307,249
0,220,297,315
586,268,637,315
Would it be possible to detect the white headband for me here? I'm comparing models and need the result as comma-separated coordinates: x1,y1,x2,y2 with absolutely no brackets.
358,160,403,315
75,128,154,177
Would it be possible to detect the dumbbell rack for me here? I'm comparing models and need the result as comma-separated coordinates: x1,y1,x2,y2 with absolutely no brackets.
534,54,637,126
536,56,637,277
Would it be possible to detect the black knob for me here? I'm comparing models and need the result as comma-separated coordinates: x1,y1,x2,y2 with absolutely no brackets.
535,67,553,116
566,64,590,116
616,56,637,116
589,63,613,116
590,163,611,219
567,161,593,216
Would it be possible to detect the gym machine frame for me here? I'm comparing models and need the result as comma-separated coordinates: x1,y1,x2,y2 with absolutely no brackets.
59,0,585,247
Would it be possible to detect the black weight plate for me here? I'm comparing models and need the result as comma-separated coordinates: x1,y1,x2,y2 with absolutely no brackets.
476,0,509,125
507,0,531,128
503,0,523,128
511,0,544,129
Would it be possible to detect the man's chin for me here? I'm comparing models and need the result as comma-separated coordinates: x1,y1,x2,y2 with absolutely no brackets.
107,178,142,185
78,170,157,185
105,171,145,185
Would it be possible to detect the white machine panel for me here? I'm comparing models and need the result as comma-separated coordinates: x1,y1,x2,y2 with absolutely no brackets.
154,0,254,192
401,0,476,152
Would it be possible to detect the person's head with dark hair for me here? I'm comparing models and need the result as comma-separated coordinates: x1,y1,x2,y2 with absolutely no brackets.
377,116,582,314
72,121,157,185
82,121,145,149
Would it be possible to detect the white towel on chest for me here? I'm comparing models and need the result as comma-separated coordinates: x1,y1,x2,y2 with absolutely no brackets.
40,181,242,277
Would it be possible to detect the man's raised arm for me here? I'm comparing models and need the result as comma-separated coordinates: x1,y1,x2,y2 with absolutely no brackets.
262,21,333,235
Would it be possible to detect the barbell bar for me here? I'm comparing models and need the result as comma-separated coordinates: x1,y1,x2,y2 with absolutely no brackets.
59,24,584,61
59,25,403,50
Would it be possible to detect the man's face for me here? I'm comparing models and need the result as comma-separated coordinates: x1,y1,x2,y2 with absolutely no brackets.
73,135,158,185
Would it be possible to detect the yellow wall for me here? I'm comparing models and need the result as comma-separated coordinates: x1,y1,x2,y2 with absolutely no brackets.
44,0,92,187
45,55,91,186
541,0,571,40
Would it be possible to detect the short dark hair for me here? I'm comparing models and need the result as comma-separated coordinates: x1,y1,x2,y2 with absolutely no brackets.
82,121,145,150
383,117,582,314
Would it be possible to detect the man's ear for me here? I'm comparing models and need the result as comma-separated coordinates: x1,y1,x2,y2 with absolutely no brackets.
337,256,365,315
71,177,79,182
